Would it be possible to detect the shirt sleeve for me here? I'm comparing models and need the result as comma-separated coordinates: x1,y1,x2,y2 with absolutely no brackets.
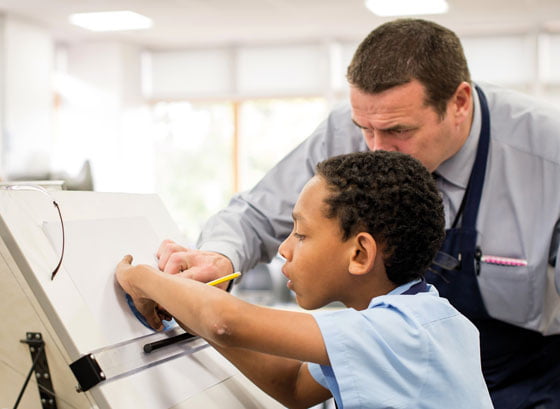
197,103,365,273
311,305,429,409
308,362,328,388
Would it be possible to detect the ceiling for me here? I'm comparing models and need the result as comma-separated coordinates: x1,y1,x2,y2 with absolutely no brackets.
0,0,559,50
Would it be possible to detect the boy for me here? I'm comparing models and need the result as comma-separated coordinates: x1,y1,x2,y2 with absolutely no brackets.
116,151,493,408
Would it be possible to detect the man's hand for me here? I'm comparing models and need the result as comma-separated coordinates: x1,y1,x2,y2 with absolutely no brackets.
156,240,234,289
115,255,169,330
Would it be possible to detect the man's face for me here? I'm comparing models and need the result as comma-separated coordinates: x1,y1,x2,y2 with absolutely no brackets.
350,80,470,172
278,176,354,310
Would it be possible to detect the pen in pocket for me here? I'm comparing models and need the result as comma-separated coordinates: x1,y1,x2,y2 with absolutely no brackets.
480,255,528,267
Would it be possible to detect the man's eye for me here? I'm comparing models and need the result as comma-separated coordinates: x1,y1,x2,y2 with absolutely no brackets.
390,128,411,136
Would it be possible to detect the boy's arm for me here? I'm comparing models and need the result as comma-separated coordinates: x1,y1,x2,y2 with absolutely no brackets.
116,256,332,407
210,343,331,408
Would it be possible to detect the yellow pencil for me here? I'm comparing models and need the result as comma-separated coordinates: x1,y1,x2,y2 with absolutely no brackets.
206,272,241,287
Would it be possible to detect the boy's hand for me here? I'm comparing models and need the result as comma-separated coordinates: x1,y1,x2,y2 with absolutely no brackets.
115,255,167,330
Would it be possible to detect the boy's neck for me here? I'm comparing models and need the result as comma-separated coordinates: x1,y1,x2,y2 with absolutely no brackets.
346,274,397,311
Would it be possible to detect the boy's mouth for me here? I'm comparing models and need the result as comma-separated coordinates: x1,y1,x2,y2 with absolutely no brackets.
282,267,293,290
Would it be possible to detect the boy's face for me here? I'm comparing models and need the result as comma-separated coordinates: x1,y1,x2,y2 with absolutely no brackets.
279,175,355,310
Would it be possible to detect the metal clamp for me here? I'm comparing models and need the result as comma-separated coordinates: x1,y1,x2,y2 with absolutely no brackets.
69,353,106,392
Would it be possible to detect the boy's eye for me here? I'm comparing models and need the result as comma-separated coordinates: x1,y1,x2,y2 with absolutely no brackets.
293,232,305,240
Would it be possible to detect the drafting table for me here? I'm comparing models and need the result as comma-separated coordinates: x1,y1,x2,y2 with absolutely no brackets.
0,189,284,409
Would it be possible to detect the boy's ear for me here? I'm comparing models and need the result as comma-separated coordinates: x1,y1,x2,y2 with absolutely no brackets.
348,232,377,276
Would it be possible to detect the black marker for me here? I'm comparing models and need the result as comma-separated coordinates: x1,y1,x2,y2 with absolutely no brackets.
143,332,197,353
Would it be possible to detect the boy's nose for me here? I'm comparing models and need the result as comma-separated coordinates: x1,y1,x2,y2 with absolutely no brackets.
278,237,291,260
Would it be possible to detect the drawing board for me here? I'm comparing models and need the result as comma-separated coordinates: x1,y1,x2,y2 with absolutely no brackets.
0,189,284,409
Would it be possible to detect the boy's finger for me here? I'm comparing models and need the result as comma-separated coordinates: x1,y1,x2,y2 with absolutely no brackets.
120,254,133,265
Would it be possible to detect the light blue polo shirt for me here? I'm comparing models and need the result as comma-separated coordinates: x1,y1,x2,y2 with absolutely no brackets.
308,280,494,409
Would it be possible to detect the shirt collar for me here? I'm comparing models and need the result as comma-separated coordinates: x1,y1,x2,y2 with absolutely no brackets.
367,278,437,308
434,85,482,189
388,279,422,295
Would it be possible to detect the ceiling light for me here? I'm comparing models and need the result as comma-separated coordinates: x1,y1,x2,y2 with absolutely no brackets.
69,11,153,32
365,0,449,17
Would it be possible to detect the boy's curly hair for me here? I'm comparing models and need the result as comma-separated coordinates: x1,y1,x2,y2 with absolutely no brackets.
316,151,444,285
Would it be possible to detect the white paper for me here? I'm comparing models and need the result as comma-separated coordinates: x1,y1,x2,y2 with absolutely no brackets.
43,217,168,345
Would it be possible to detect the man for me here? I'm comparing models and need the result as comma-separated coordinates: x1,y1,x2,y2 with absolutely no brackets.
155,19,560,408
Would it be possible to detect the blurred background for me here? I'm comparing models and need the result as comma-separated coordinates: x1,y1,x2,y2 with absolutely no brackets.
1,0,559,251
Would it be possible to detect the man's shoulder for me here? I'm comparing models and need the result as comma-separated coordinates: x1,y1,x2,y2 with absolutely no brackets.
315,101,365,154
325,101,354,130
479,82,560,164
480,81,558,115
480,81,560,123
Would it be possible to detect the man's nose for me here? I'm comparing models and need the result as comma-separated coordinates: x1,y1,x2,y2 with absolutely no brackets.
366,132,395,152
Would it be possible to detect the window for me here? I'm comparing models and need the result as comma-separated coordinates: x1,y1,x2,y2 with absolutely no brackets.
239,97,328,191
152,101,234,243
152,97,328,243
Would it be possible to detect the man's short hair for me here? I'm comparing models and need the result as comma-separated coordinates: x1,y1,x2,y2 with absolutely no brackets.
347,18,471,118
316,150,444,285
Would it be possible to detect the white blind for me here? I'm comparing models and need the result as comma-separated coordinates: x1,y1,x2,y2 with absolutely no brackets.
462,34,535,85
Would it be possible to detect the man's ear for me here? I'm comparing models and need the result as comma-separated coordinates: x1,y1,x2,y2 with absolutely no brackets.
450,81,472,125
348,232,377,276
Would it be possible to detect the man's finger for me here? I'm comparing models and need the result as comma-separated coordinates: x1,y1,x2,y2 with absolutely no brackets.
162,252,190,274
156,239,174,259
157,241,189,271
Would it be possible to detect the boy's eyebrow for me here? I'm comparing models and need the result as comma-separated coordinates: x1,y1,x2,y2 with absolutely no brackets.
292,210,308,224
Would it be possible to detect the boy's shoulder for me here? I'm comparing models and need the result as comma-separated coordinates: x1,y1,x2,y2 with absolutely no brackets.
310,285,490,409
367,285,476,332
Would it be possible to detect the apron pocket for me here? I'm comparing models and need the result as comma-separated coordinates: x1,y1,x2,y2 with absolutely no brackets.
477,262,534,325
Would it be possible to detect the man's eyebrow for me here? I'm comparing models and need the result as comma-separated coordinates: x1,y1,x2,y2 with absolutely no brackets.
352,118,414,133
383,124,415,132
351,118,367,129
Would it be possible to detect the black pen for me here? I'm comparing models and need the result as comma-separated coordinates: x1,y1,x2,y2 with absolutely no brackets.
143,332,197,353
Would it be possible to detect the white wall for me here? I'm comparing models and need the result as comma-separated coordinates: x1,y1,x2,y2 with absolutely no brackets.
55,41,155,192
0,14,53,179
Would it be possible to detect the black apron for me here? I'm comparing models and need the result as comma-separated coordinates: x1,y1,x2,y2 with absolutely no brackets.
425,86,560,409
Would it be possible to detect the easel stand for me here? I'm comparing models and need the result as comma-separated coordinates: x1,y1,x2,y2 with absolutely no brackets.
0,230,92,408
14,332,58,409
